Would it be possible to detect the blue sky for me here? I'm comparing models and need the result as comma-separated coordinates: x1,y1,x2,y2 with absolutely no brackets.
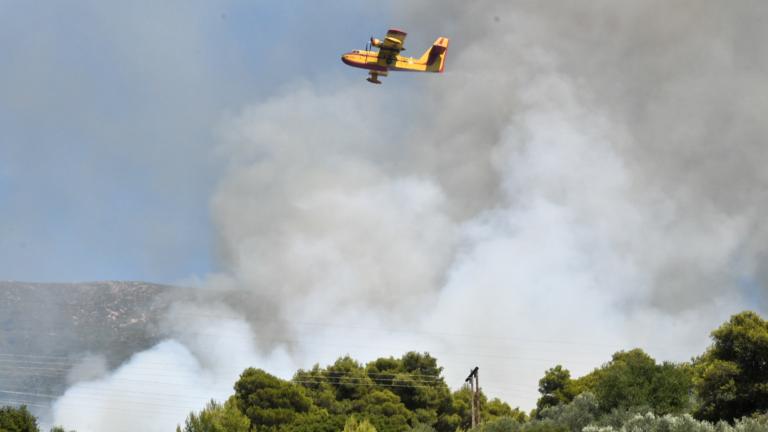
0,1,395,283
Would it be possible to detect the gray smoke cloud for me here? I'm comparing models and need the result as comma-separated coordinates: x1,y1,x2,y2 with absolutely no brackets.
52,1,768,429
65,354,109,386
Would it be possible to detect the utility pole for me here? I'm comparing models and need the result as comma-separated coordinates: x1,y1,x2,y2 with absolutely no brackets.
474,367,480,425
465,373,475,427
465,366,480,428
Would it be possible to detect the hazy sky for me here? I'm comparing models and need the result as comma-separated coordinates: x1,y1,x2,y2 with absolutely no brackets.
0,1,392,282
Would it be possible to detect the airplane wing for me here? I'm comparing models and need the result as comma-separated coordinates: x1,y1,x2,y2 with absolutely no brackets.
380,28,407,53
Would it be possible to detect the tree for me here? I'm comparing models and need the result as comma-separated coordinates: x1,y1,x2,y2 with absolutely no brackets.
537,366,574,412
177,398,250,432
343,416,377,432
367,352,452,421
572,349,691,415
284,409,346,432
234,368,313,431
294,352,456,432
486,398,527,423
0,405,39,432
650,361,693,414
293,364,346,415
593,349,657,411
325,356,373,402
355,389,413,432
471,417,523,432
694,311,768,422
538,393,600,432
451,386,480,430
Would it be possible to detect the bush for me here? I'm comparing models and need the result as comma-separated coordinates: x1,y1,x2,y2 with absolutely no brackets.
539,393,600,432
583,412,768,432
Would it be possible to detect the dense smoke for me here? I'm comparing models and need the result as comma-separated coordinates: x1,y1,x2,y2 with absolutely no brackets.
52,1,767,430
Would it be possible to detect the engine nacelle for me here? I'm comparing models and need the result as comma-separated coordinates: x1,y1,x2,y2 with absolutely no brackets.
370,38,382,47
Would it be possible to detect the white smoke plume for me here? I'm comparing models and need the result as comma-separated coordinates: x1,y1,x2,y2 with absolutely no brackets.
52,1,767,429
51,307,294,432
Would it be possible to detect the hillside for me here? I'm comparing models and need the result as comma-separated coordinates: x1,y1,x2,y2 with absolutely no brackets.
0,281,177,403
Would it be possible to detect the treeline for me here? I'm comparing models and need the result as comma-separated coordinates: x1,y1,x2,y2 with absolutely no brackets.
178,310,768,432
2,311,767,431
529,310,768,426
178,351,521,432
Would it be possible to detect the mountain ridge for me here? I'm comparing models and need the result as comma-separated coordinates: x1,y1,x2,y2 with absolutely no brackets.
0,280,179,411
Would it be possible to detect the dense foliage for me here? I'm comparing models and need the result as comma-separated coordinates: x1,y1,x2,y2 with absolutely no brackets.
0,406,39,432
343,417,378,432
474,410,768,432
537,349,693,416
176,398,249,432
694,311,768,422
173,310,768,432
235,352,467,432
537,366,574,412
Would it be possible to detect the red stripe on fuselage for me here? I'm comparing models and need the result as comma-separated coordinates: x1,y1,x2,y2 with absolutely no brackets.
342,55,388,72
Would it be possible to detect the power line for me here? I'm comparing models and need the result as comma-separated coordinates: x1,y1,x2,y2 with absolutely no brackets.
0,355,448,379
0,359,449,385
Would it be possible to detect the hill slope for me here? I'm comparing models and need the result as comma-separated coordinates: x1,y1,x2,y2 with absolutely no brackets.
0,281,177,404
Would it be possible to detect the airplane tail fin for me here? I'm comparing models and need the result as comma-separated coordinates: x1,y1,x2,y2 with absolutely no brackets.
418,37,449,72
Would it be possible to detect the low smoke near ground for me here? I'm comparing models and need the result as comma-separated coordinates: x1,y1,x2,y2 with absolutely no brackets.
48,1,768,430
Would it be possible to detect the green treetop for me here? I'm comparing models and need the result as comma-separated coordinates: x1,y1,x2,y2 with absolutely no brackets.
694,311,768,422
234,368,313,431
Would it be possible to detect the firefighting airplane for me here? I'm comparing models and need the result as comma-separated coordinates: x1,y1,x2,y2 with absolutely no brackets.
341,28,449,84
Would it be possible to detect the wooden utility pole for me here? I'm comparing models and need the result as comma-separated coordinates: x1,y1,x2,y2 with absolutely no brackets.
474,367,480,425
467,376,476,427
465,366,480,428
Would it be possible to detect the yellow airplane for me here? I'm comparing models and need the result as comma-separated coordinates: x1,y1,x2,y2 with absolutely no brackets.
341,28,449,84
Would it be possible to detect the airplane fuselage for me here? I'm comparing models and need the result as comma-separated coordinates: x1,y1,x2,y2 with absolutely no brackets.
341,50,430,73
